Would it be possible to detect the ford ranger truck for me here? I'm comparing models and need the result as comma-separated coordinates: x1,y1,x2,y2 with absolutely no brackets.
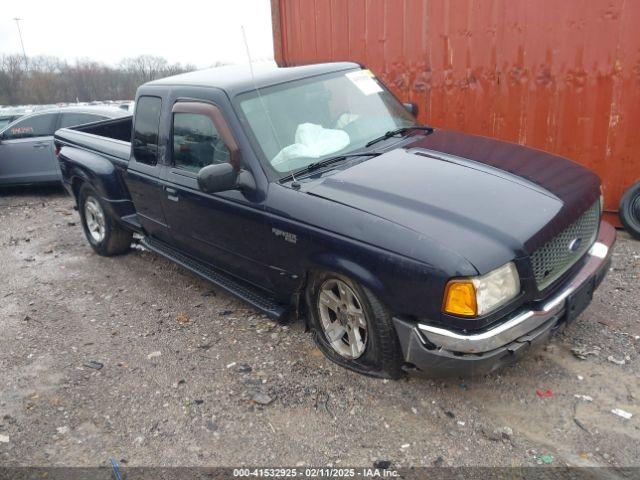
54,62,615,378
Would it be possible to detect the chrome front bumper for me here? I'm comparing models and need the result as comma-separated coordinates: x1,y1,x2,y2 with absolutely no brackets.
416,221,616,354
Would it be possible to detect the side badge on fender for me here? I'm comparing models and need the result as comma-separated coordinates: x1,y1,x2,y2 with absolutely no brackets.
272,227,297,244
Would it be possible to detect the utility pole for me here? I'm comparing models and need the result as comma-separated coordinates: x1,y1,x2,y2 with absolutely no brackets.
13,17,28,71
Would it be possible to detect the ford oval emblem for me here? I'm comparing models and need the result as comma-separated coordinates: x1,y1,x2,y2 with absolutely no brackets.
568,237,582,252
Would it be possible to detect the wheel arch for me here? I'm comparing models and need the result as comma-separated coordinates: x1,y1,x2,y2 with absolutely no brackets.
61,145,130,198
71,173,88,204
296,253,388,328
61,147,135,221
306,253,385,294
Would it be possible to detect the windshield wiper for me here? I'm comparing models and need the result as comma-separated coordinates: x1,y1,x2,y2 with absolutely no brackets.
304,151,384,173
365,125,434,148
280,151,383,183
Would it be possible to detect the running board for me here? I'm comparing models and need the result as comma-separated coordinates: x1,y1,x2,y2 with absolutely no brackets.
120,213,144,233
141,236,288,320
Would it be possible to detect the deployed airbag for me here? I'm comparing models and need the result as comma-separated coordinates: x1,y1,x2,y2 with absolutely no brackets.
271,123,350,171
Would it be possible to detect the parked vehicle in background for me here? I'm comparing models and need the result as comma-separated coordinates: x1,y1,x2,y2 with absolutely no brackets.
0,113,25,131
116,101,135,112
0,106,128,187
0,107,30,130
55,63,615,378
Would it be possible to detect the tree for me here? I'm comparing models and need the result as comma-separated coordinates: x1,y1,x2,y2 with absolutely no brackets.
0,54,27,104
0,53,200,105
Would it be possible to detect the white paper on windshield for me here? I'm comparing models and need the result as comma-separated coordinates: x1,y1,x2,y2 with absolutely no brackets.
346,70,383,96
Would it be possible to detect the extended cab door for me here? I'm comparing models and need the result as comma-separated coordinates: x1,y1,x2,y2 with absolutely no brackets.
125,96,171,240
160,100,274,290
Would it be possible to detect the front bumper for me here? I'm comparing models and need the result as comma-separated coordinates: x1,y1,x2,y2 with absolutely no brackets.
393,220,616,377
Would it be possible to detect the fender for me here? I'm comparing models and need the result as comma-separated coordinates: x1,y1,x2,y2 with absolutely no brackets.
59,145,135,220
309,252,385,297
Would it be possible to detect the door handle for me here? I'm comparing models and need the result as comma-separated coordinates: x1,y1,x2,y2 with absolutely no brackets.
33,143,48,149
165,187,179,202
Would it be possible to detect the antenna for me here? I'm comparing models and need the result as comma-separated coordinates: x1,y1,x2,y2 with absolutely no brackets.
13,18,28,72
240,26,297,184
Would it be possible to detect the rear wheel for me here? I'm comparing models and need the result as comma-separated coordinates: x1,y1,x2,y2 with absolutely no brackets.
78,183,132,256
620,181,640,240
306,271,404,379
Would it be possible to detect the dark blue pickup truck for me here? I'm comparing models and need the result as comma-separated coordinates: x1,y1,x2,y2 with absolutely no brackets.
54,62,616,378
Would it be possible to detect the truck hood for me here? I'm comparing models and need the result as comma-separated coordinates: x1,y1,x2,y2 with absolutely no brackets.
304,130,600,273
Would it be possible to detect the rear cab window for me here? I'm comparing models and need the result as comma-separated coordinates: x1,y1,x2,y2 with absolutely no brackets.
133,96,162,165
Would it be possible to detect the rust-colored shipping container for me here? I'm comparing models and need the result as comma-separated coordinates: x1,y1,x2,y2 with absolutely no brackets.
271,0,640,226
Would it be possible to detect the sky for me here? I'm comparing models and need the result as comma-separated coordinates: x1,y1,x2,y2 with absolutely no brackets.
0,0,274,68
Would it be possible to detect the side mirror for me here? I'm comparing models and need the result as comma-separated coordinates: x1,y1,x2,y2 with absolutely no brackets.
197,163,237,193
403,102,418,117
197,163,256,194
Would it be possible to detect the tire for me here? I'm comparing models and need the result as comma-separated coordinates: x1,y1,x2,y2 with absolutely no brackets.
305,270,404,379
619,181,640,240
78,183,133,256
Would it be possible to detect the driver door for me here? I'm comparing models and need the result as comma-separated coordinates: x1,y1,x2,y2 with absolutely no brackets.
160,101,274,289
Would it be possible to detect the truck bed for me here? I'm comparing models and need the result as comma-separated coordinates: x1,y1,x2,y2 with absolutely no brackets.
54,116,132,163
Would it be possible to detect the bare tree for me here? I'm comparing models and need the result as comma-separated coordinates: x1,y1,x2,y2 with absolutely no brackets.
23,55,64,104
119,55,169,84
0,54,27,104
0,54,199,106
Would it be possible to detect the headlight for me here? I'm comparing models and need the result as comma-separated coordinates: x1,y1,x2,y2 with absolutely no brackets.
442,262,520,317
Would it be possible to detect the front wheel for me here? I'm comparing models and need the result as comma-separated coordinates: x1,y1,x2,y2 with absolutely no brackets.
78,183,133,256
305,271,404,379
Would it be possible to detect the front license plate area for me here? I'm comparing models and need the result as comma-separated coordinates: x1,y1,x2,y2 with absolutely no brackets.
566,276,596,324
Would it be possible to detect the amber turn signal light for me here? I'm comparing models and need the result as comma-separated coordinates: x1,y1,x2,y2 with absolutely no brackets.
442,280,478,317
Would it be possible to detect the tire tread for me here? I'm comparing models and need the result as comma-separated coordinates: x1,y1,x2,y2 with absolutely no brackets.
619,181,640,240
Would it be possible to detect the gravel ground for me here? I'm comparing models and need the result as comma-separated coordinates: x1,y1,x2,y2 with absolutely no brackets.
0,186,638,468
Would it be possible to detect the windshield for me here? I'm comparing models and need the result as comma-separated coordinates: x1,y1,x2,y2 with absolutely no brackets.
236,69,417,176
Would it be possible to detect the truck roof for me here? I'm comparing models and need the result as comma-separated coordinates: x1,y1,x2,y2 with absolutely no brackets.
145,61,360,94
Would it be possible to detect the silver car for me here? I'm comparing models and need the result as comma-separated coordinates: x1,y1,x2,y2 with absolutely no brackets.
0,106,128,186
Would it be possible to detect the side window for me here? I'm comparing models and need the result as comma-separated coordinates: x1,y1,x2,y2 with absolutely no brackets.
3,113,57,140
172,112,230,173
59,113,105,129
133,96,162,165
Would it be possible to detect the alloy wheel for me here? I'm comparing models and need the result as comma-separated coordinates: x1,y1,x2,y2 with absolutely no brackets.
317,279,368,359
84,196,106,243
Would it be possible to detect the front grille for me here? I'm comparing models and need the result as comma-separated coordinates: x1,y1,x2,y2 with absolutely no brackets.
530,200,600,290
